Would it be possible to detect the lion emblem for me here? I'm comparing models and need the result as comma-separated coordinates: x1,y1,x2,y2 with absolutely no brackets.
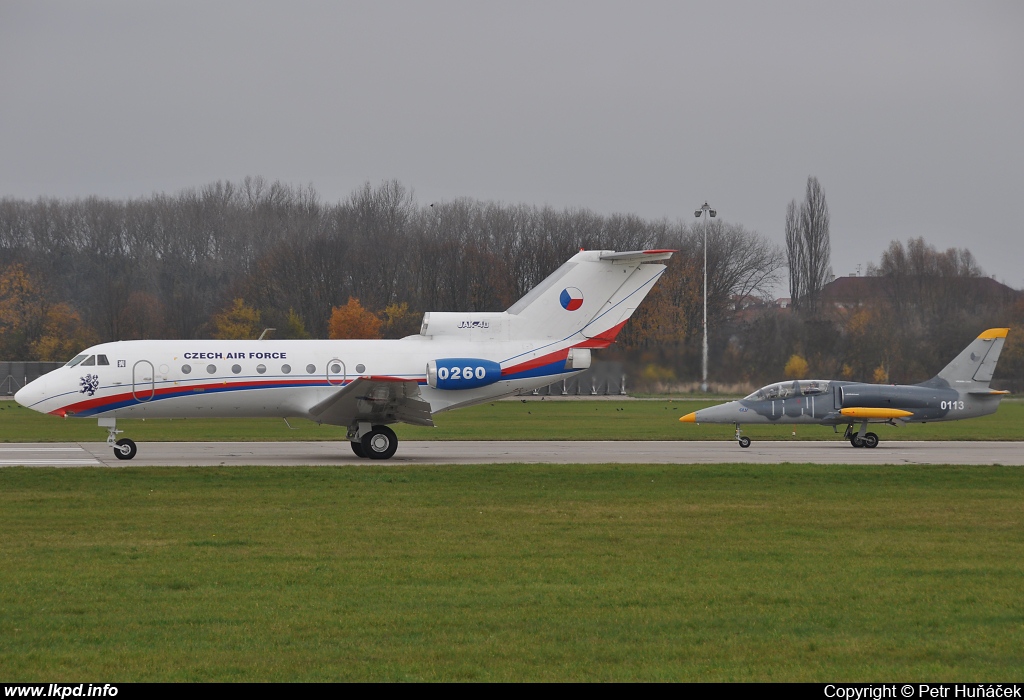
79,374,99,397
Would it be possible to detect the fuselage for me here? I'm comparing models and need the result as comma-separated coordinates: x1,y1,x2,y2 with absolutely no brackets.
15,335,584,422
683,379,1003,426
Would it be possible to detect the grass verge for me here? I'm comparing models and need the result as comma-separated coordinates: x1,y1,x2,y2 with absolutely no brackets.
1,463,1022,681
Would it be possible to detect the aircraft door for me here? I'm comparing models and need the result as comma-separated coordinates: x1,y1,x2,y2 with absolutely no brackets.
132,360,155,402
326,359,346,386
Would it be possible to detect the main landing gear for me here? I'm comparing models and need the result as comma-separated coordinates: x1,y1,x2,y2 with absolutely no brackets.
348,423,399,460
99,417,137,460
844,422,879,449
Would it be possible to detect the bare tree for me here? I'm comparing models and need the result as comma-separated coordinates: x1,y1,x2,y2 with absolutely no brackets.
799,177,832,314
785,199,804,306
785,177,832,313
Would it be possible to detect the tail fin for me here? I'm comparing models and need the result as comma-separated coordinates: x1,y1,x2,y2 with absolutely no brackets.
922,328,1009,388
505,249,674,342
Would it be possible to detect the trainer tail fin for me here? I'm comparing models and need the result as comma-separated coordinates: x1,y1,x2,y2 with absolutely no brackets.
925,328,1009,388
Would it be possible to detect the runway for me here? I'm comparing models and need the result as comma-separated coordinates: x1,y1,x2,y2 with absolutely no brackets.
1,440,1023,467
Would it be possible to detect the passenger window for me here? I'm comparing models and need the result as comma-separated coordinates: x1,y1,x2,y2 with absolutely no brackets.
181,364,192,374
206,364,216,374
232,365,241,374
306,364,316,374
256,364,267,374
81,356,96,366
282,364,291,374
97,355,110,366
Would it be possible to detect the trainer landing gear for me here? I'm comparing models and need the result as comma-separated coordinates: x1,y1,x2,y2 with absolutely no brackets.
347,422,399,460
844,422,879,449
99,417,137,460
735,424,751,448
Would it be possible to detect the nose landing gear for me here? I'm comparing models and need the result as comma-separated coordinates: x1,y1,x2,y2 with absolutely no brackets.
735,424,751,448
99,417,137,460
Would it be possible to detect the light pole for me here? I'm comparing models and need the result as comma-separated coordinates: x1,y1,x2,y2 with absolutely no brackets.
694,202,716,393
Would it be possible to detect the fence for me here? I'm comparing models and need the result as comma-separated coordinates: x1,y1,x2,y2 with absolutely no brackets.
0,362,64,396
533,360,628,396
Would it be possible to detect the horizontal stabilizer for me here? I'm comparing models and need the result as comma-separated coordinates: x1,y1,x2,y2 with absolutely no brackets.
599,249,676,262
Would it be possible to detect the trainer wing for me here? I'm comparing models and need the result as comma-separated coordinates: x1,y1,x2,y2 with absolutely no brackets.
307,377,434,428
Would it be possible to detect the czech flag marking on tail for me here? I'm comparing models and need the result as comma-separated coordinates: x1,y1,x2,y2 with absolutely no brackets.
560,287,584,311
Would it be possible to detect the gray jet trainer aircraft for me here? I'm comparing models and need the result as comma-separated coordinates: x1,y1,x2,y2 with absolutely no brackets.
679,328,1010,448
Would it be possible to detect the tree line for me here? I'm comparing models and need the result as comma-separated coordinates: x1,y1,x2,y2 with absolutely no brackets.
0,178,782,362
1,177,1020,390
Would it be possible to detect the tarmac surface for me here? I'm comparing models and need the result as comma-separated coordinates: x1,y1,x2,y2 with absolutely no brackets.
1,440,1023,467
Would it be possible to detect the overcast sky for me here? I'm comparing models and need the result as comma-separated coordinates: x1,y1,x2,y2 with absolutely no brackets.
2,1,1022,289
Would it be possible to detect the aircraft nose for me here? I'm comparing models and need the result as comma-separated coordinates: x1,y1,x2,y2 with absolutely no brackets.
14,378,44,411
679,401,745,424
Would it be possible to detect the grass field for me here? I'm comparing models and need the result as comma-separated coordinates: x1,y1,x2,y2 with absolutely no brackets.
1,463,1022,681
1,398,1022,443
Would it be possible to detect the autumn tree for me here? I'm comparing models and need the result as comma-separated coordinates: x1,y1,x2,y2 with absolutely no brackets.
282,309,312,340
328,297,382,339
380,302,421,339
211,298,262,339
29,303,100,361
619,256,699,353
784,354,809,379
0,264,46,358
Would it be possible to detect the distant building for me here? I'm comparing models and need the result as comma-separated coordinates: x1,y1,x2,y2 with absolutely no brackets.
820,275,1021,310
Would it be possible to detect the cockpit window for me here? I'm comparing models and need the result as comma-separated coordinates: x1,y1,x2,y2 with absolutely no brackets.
799,380,830,396
97,355,110,366
81,355,96,366
745,380,831,401
65,354,88,368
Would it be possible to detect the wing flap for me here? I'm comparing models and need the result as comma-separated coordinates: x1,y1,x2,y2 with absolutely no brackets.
308,377,434,428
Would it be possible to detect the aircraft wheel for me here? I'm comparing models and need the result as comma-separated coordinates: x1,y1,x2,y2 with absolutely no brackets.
350,441,367,458
114,438,137,460
863,432,879,449
850,435,864,448
738,437,751,448
361,426,398,460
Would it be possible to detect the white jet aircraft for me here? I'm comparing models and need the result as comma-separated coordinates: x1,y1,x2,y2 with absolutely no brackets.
16,249,673,460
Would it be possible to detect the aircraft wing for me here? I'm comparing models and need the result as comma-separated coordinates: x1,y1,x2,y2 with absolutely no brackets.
307,377,434,428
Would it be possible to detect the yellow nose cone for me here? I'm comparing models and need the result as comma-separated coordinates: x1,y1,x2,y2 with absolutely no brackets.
679,412,697,423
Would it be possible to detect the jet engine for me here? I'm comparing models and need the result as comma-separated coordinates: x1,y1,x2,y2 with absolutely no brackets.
426,358,502,390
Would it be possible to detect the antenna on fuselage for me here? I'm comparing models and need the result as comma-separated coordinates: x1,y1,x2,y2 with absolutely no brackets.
257,328,276,340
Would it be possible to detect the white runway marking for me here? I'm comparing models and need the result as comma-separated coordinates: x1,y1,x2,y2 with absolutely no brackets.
0,460,101,465
0,445,102,466
1,441,1022,467
0,448,92,452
